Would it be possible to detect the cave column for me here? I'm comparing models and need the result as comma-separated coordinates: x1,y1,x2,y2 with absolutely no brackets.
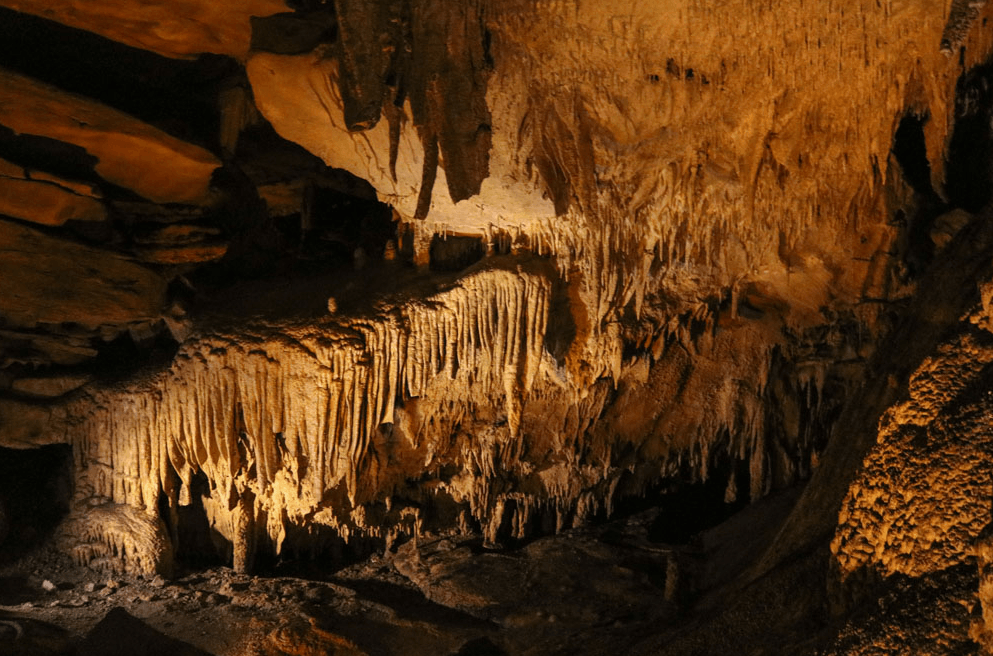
232,490,257,574
412,223,432,269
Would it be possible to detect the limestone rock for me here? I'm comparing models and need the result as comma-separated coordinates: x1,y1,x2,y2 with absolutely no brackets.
133,242,229,265
393,531,675,626
247,50,554,237
0,0,288,60
973,525,993,652
931,208,973,250
0,157,105,226
11,373,91,398
45,252,844,577
130,222,228,264
131,223,222,246
827,213,993,588
246,0,974,324
258,179,306,217
823,565,977,656
831,330,993,580
0,329,99,367
0,399,61,448
0,67,221,205
241,617,368,656
0,219,166,327
2,2,993,652
61,502,174,578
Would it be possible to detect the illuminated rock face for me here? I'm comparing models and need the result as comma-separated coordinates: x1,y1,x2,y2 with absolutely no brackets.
55,257,839,575
67,264,553,567
0,67,221,206
247,0,980,318
0,0,287,60
3,1,993,652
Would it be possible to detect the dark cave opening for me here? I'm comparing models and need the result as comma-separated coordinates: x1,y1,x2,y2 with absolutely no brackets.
160,471,226,570
891,112,942,275
429,235,486,272
0,444,72,564
644,470,751,546
301,181,397,265
88,326,183,385
892,113,935,198
945,63,993,213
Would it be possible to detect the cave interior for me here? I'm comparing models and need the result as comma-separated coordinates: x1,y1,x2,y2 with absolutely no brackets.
2,1,993,655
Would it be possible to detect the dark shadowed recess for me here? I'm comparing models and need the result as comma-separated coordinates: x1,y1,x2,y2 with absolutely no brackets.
78,607,212,656
890,61,993,277
607,456,752,546
945,61,993,212
892,113,936,199
891,112,944,275
429,235,486,272
0,444,72,565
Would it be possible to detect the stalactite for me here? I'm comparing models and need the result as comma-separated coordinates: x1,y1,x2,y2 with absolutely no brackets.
64,263,558,572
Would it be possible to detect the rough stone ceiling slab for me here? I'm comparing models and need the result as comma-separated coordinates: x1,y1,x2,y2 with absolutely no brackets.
0,219,166,327
0,0,289,60
0,167,107,226
247,50,557,236
0,67,221,205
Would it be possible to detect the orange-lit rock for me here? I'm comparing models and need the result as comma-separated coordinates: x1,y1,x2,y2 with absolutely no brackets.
0,157,105,226
11,373,91,398
247,0,986,325
0,398,63,449
4,1,993,652
828,216,993,585
246,50,555,238
40,254,852,578
133,242,229,265
131,224,228,264
0,219,166,327
241,617,368,656
0,67,221,205
0,0,288,60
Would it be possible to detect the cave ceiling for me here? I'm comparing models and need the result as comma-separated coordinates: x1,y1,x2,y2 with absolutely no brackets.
1,0,993,653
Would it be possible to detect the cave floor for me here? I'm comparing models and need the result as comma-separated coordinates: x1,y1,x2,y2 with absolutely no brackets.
0,487,828,656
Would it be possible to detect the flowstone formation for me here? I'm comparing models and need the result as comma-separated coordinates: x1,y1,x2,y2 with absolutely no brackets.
47,253,841,577
4,0,993,654
64,262,553,571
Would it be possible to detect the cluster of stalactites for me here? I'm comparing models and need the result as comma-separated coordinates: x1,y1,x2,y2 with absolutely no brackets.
68,265,551,560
